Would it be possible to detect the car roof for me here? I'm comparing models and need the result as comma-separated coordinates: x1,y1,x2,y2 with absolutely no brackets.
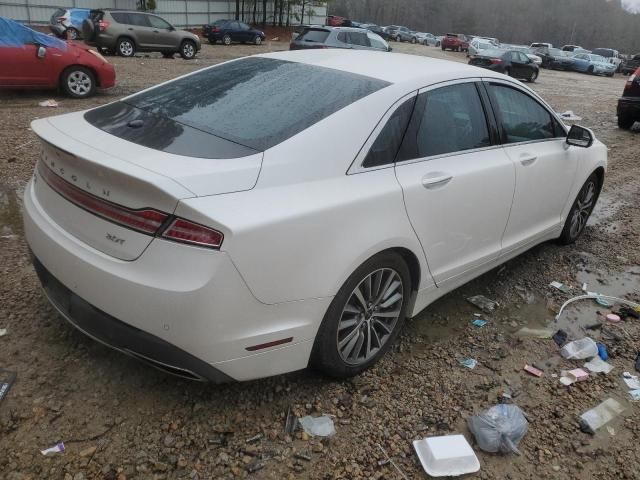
258,49,506,86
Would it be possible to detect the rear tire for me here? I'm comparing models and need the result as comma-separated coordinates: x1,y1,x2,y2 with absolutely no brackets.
618,112,635,130
66,27,80,40
395,35,401,42
528,69,538,82
61,66,96,98
441,45,445,50
223,34,232,45
588,66,594,74
504,67,511,77
411,37,416,44
558,172,601,245
116,37,135,57
180,39,196,59
310,252,411,378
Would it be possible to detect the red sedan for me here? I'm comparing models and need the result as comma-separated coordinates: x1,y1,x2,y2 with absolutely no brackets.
0,17,115,98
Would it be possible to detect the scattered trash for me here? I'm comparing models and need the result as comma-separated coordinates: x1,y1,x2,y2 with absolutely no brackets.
472,319,488,328
584,357,614,374
556,295,640,321
40,442,65,455
559,110,582,121
596,297,613,308
524,365,544,377
284,406,297,436
618,306,640,320
560,368,589,386
606,313,621,323
38,99,58,107
552,329,568,347
0,369,16,403
467,295,498,313
468,404,528,455
579,398,625,434
457,357,478,369
299,415,336,437
629,390,640,401
635,353,640,373
560,337,598,360
413,435,480,477
597,343,609,361
549,281,571,293
0,328,6,337
515,327,553,339
376,444,409,480
247,460,265,473
293,452,311,462
607,426,616,436
245,434,262,444
623,372,640,390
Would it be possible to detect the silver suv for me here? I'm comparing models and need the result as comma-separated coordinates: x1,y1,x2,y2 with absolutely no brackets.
82,9,201,59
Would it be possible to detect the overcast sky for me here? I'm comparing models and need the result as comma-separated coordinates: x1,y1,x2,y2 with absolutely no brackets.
623,0,640,11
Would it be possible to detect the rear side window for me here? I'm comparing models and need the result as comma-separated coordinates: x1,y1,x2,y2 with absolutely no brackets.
363,97,415,168
127,13,149,27
298,29,330,43
488,84,556,143
110,12,128,23
398,83,490,160
122,57,390,152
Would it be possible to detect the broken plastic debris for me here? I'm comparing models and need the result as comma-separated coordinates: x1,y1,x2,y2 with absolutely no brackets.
457,357,477,369
466,295,497,313
524,365,543,377
468,404,528,455
629,390,640,401
38,99,58,107
413,434,480,477
584,357,613,374
0,328,6,337
623,372,640,390
596,297,613,308
515,327,553,338
552,329,568,346
41,442,65,455
472,319,488,328
0,369,16,403
579,398,625,434
559,110,582,121
299,415,336,437
560,368,589,385
635,353,640,373
549,281,571,293
560,337,598,360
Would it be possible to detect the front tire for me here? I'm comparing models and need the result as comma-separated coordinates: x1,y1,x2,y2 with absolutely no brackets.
618,112,635,130
117,37,135,57
66,27,80,40
180,40,196,59
61,66,95,98
310,252,411,378
254,35,262,45
558,173,601,244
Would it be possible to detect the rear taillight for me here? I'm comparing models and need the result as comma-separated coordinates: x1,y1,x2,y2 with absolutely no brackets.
98,20,109,31
38,162,223,249
161,218,223,248
490,58,503,64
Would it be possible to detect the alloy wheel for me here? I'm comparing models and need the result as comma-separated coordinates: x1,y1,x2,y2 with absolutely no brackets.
223,35,231,45
182,42,195,58
255,36,262,45
336,268,404,366
119,41,133,56
67,70,92,96
569,180,597,239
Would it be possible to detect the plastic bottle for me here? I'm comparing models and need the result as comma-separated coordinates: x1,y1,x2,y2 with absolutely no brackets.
560,337,598,360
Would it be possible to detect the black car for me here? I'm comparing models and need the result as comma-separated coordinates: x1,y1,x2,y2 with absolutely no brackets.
617,67,640,129
533,47,575,70
202,19,228,37
363,24,391,40
206,20,265,45
621,54,640,75
469,49,539,82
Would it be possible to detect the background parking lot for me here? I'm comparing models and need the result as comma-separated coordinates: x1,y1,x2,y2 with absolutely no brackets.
1,41,639,479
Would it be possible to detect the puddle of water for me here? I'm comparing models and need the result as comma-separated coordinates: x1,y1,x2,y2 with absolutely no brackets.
0,184,24,237
588,191,627,226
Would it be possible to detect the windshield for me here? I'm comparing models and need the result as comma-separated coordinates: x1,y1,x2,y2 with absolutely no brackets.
548,48,563,56
592,48,614,58
123,57,390,152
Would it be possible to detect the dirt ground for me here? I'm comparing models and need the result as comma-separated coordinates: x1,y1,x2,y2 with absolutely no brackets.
1,40,640,480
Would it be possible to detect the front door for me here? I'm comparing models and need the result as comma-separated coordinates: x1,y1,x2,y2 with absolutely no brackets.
147,15,177,49
394,81,515,284
484,81,578,253
128,13,155,48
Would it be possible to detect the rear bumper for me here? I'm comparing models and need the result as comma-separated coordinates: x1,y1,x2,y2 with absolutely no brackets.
618,97,640,117
23,177,330,381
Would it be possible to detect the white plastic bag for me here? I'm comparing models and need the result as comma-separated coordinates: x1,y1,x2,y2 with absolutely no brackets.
299,415,336,437
560,338,598,360
467,405,528,455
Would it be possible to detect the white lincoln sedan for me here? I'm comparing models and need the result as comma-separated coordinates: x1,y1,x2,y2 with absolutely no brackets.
24,50,606,382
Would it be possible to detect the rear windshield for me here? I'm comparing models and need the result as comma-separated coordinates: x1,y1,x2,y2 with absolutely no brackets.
592,48,613,57
121,57,389,153
297,28,330,43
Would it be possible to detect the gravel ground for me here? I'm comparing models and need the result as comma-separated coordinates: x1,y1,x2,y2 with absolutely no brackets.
1,40,639,480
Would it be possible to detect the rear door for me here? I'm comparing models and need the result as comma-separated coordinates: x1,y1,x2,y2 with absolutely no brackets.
229,21,242,42
484,81,577,253
394,80,515,284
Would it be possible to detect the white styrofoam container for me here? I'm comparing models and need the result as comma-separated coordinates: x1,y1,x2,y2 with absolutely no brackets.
413,435,480,477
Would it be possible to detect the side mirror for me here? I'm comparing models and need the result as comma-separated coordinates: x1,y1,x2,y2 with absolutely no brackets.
37,45,46,58
387,46,393,52
566,125,594,148
168,25,175,31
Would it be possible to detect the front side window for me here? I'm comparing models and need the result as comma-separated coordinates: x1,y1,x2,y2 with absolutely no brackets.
148,15,171,29
398,82,490,160
367,32,387,50
239,22,250,30
363,97,415,168
488,84,555,143
349,32,370,47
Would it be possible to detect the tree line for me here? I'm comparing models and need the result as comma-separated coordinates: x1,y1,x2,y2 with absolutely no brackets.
231,0,320,27
330,0,640,53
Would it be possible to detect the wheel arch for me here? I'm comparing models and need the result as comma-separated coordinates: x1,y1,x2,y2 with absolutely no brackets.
116,35,137,50
59,64,99,88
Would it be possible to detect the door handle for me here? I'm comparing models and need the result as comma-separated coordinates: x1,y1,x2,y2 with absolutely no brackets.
128,27,134,31
153,30,159,33
422,173,453,189
519,154,537,166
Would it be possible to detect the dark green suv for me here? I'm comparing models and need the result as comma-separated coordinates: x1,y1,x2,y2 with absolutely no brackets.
82,9,201,59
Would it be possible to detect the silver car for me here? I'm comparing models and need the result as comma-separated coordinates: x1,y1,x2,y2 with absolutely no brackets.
290,26,391,52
